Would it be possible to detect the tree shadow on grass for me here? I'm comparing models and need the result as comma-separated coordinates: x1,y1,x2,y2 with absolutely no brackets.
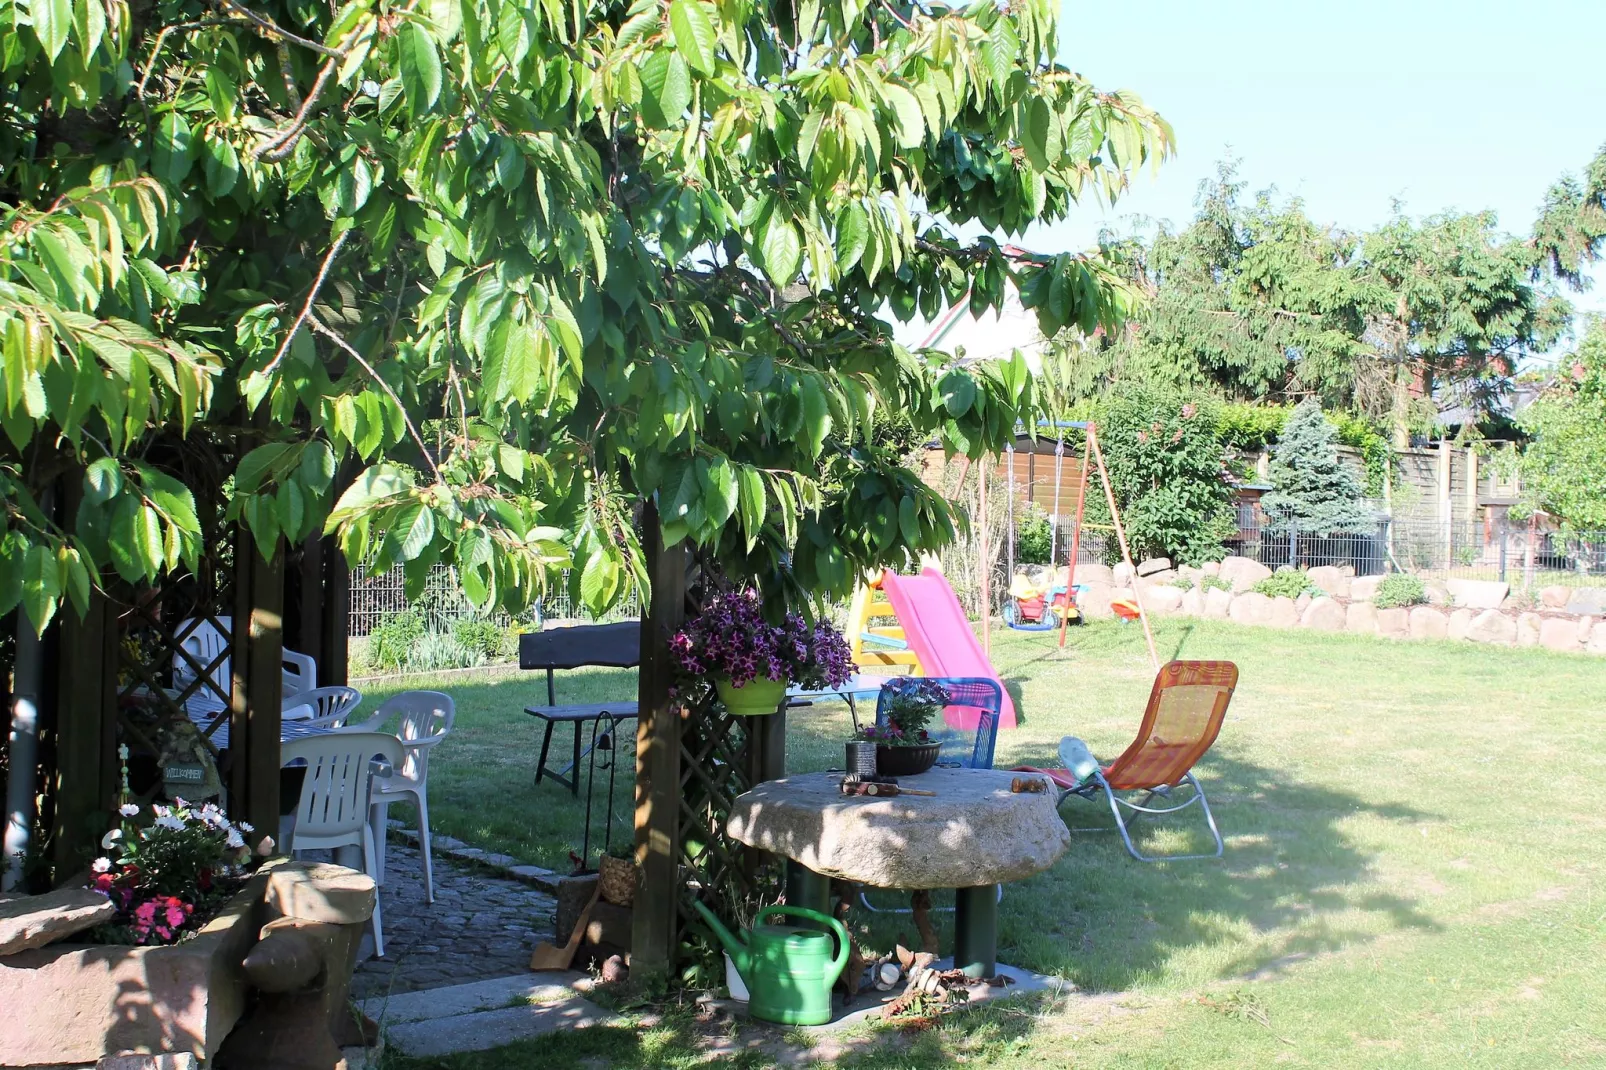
784,691,1439,996
1004,748,1440,992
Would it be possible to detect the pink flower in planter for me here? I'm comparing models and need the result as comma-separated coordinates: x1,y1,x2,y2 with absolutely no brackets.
165,902,190,929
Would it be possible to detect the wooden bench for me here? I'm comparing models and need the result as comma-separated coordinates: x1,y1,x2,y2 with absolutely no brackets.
519,622,640,795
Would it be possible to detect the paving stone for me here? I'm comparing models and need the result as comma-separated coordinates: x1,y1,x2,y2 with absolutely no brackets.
383,999,620,1057
348,840,557,1000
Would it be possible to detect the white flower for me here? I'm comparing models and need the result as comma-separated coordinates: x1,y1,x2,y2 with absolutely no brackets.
225,829,246,849
153,815,185,832
118,803,140,817
91,857,112,873
171,797,188,809
237,821,254,834
101,829,123,850
151,805,170,819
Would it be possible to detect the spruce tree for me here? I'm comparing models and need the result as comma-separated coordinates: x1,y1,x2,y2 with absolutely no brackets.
1262,401,1376,535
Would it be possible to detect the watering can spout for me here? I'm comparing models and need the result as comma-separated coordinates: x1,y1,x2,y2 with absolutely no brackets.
691,900,751,979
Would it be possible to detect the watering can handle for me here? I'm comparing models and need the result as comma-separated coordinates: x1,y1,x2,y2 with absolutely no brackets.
760,905,852,981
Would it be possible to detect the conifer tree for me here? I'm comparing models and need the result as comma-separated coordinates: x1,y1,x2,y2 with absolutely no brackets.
1261,401,1375,536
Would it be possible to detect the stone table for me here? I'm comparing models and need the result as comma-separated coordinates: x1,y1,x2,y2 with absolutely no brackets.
726,768,1070,978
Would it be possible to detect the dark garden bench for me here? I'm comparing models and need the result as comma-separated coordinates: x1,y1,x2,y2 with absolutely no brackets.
519,622,640,795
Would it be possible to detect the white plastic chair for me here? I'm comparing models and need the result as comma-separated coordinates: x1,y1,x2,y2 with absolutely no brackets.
173,616,319,717
284,685,362,723
357,691,456,903
282,732,404,958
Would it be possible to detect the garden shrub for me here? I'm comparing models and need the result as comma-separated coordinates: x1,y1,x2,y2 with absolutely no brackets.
1252,569,1319,599
452,619,510,660
1172,575,1195,590
1200,575,1234,593
369,611,427,673
1372,574,1427,609
403,633,486,673
1014,503,1054,565
1088,386,1237,567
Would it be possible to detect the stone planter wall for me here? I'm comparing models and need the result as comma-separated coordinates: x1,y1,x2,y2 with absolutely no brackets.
0,864,280,1067
1065,557,1606,655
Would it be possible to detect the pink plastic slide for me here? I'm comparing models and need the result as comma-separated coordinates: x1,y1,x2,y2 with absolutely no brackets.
878,568,1017,730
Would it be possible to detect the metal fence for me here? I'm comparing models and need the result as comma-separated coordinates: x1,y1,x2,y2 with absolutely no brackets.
347,563,640,637
1234,516,1606,586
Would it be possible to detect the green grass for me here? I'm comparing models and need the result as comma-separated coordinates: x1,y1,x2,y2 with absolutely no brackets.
369,619,1606,1068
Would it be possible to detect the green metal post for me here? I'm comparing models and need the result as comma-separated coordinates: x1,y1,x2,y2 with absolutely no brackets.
785,860,832,927
953,884,999,979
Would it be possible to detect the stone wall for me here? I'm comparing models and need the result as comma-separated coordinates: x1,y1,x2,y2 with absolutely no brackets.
1064,557,1606,655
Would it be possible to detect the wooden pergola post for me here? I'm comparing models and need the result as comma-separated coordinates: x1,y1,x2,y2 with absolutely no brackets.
48,589,120,876
230,528,284,845
631,504,688,977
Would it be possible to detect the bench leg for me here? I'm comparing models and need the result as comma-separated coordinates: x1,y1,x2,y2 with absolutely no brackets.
569,720,583,797
535,719,556,786
953,883,999,980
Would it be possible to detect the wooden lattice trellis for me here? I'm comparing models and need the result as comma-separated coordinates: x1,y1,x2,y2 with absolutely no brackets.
632,523,790,973
28,433,350,879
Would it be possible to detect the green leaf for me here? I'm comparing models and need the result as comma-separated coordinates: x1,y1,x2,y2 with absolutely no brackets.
326,465,410,528
899,496,920,544
202,135,239,198
939,370,976,417
83,458,122,505
234,443,293,494
835,203,869,272
579,548,620,611
152,112,193,188
760,214,802,285
800,377,830,458
669,0,717,75
21,543,60,633
397,21,443,116
882,85,924,150
394,502,435,561
704,456,738,524
1022,96,1052,170
299,441,336,495
736,465,766,548
61,545,90,617
31,0,71,62
639,50,692,125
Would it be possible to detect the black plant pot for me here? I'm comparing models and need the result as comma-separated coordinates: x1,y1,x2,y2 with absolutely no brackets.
875,741,942,777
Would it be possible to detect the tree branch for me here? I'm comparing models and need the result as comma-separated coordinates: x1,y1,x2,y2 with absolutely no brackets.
136,20,243,99
212,0,347,58
262,230,349,378
254,57,339,161
308,315,442,483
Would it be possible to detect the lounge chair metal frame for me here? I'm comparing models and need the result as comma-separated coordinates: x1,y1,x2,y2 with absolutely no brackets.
1061,768,1224,862
1050,659,1237,863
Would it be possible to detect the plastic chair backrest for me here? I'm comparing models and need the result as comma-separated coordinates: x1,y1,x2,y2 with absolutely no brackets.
286,685,362,723
281,732,403,846
1104,660,1237,791
367,690,455,784
173,618,232,716
876,677,1002,769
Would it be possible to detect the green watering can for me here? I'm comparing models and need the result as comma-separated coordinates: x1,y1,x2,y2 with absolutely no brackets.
692,900,850,1025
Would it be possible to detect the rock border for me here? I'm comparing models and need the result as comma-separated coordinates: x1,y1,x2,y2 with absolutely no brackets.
387,826,564,893
1124,556,1606,655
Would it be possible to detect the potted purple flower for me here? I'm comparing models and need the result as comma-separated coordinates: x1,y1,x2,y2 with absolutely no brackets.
670,589,853,715
855,677,950,776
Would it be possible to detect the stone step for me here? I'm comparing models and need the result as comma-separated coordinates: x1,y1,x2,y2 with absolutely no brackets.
358,972,622,1057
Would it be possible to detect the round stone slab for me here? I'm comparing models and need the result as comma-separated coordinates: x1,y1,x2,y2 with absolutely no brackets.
726,768,1070,889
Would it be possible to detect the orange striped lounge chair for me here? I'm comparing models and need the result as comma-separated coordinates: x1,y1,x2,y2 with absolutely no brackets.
1017,660,1238,862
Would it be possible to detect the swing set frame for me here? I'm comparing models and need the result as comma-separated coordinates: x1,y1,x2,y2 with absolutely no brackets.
997,421,1160,671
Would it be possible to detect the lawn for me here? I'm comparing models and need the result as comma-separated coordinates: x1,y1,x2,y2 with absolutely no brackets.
366,618,1606,1069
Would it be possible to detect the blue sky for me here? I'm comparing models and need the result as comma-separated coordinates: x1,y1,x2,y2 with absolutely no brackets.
1025,0,1606,324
